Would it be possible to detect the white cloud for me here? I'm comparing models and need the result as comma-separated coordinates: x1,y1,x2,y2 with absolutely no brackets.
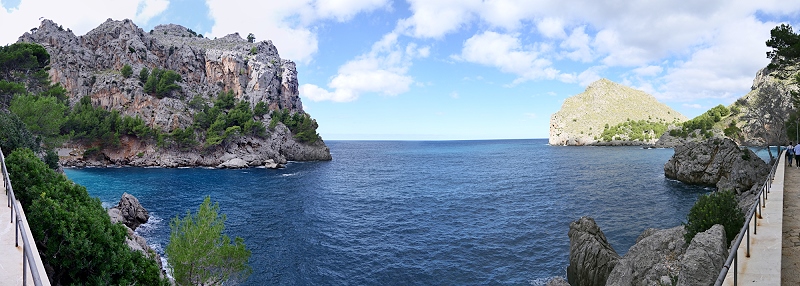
315,0,389,22
398,0,479,38
205,0,389,64
561,26,593,62
632,65,664,77
300,32,423,102
683,103,703,109
450,91,459,99
536,17,566,39
457,31,560,84
134,0,169,25
0,0,160,45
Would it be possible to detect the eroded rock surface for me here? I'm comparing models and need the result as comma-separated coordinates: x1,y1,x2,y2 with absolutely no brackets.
108,192,149,230
678,224,727,286
606,226,686,286
664,137,768,194
567,216,619,286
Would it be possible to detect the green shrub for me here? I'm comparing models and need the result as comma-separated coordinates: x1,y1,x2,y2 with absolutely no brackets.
121,64,133,78
683,190,744,246
0,111,40,153
6,149,168,285
139,67,149,83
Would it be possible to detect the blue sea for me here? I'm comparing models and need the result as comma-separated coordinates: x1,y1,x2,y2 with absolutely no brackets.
64,139,738,285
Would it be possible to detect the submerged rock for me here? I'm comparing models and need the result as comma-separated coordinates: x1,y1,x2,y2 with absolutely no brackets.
567,216,619,286
545,276,570,286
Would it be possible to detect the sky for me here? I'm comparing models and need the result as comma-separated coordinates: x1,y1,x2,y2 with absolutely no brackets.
1,0,800,140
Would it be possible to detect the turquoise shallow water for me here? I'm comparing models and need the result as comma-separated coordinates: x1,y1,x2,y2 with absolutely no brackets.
65,139,719,285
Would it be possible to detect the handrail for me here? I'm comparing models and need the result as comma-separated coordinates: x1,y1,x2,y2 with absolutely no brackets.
1,147,45,286
713,149,781,286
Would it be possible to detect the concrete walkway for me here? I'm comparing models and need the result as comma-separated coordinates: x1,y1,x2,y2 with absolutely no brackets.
722,154,784,285
0,182,50,285
784,161,800,285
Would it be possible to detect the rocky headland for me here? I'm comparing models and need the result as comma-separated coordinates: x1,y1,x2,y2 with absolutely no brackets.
549,79,686,146
19,19,331,168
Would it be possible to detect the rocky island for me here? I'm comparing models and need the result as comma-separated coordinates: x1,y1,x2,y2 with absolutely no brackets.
549,79,687,146
18,19,331,168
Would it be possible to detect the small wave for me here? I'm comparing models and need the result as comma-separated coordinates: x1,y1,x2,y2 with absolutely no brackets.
281,173,297,177
101,201,113,209
135,214,163,237
529,276,566,286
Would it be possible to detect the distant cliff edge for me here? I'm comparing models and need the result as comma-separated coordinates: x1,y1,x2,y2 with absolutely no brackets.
19,19,331,167
549,79,687,146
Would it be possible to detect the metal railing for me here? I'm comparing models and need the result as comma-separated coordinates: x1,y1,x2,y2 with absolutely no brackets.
1,147,45,286
713,150,781,286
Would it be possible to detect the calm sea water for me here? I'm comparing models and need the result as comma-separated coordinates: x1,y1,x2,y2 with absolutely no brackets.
64,139,724,285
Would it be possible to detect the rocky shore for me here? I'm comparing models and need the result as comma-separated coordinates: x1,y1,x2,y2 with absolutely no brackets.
107,193,165,274
561,137,769,285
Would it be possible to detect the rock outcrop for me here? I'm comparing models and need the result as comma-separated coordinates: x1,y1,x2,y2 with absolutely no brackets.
664,137,769,194
18,18,331,167
677,224,727,286
734,64,799,146
606,226,686,286
107,193,164,274
549,79,686,146
568,218,730,286
567,216,619,286
108,192,150,230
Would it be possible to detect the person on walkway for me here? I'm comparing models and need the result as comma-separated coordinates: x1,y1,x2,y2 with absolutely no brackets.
789,142,795,167
794,143,800,168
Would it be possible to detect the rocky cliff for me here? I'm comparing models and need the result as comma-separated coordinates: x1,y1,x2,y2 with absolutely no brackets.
732,64,799,146
549,79,687,146
18,19,330,167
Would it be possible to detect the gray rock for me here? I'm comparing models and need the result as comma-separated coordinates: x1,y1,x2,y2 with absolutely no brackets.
218,157,248,169
18,18,331,168
264,158,284,169
606,226,686,286
567,216,619,286
545,276,570,286
677,224,727,286
109,192,149,230
664,138,769,194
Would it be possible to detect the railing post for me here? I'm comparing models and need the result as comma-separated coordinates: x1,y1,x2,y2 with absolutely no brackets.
746,227,750,257
23,247,28,286
15,218,19,247
734,251,738,286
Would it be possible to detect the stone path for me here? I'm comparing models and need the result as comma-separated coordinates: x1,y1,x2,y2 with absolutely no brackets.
783,162,800,285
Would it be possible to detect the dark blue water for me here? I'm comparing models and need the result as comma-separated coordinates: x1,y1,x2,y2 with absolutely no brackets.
64,139,714,285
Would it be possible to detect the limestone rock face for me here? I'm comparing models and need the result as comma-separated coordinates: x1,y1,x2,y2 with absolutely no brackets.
567,216,619,286
735,65,800,146
549,79,686,146
545,276,570,286
606,226,687,286
109,192,149,230
218,157,248,168
18,18,330,166
664,138,769,194
678,224,727,286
